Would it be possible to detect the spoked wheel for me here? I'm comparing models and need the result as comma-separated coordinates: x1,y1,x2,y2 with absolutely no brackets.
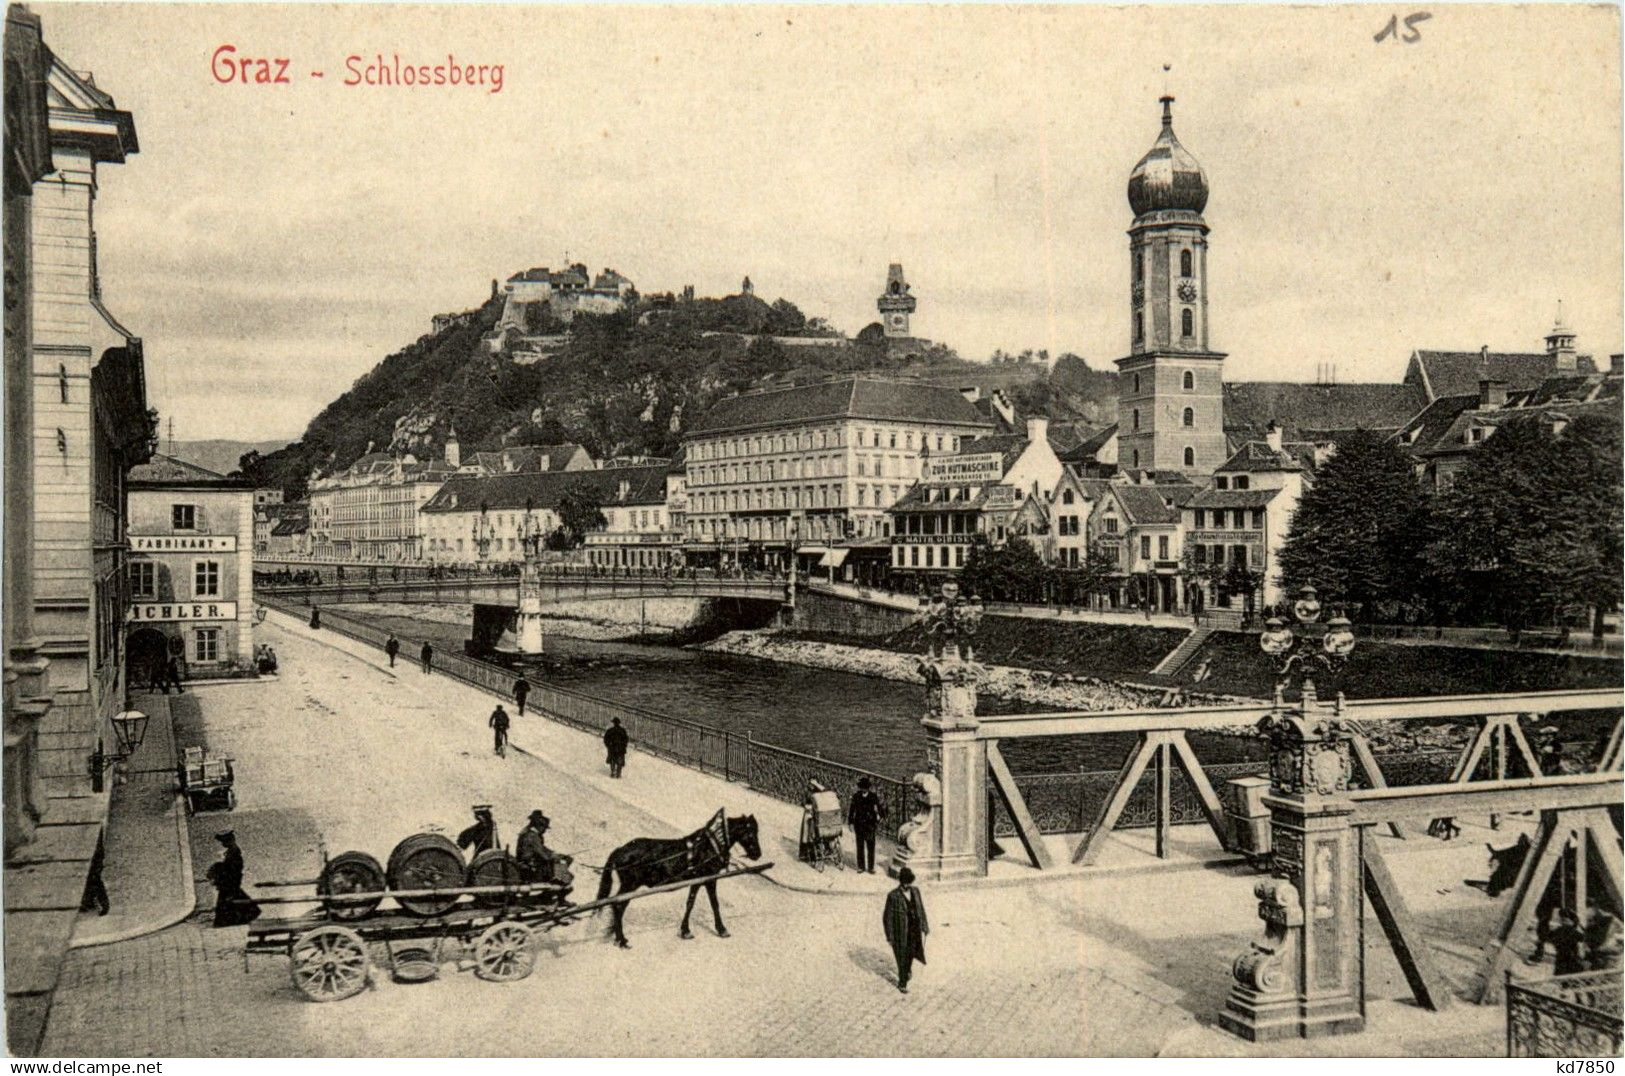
473,921,536,983
290,925,370,1002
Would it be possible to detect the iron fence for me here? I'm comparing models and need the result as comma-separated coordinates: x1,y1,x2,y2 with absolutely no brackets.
261,597,907,836
1507,970,1623,1057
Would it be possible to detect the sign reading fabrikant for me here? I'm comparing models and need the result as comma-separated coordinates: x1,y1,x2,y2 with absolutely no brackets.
923,453,1003,483
128,602,238,623
131,534,237,552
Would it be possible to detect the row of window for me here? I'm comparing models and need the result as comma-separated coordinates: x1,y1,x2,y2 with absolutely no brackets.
1191,543,1265,569
893,544,968,569
1128,370,1200,396
1193,508,1266,530
1132,247,1197,282
1126,448,1198,468
129,560,222,600
1132,309,1197,343
693,427,962,460
692,484,906,514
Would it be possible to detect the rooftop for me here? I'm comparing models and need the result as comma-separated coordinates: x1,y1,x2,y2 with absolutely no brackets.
1406,349,1598,400
1224,381,1426,441
421,463,669,514
689,377,996,436
129,454,254,489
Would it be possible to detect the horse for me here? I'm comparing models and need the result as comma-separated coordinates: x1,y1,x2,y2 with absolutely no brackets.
594,813,760,948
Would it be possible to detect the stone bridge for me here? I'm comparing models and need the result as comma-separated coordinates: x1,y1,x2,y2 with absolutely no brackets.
255,569,793,655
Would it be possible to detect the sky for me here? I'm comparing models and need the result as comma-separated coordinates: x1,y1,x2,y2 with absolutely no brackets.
35,3,1624,444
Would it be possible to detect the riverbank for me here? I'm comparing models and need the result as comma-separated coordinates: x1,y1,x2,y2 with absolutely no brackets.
696,629,1246,712
335,598,708,643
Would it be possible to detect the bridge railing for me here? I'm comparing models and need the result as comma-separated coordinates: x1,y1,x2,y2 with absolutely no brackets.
259,597,907,839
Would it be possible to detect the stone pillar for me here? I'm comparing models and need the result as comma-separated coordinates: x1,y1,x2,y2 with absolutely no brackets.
515,564,544,655
893,657,987,880
1221,686,1364,1041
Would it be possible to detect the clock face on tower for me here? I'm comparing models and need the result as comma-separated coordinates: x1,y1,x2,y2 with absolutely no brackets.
889,314,905,328
1177,282,1198,303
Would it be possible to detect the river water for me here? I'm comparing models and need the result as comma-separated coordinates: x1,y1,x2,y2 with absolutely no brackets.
340,608,1268,779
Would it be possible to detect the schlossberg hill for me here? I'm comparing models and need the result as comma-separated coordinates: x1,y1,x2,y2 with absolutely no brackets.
235,289,1119,500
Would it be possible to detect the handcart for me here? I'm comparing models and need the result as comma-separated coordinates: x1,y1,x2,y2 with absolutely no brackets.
179,746,236,813
798,781,844,871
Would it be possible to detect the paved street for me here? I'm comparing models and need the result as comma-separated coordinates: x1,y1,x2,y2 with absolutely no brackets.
39,613,1528,1056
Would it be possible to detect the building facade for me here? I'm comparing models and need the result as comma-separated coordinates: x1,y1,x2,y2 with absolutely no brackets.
126,456,256,679
308,449,457,560
682,377,995,568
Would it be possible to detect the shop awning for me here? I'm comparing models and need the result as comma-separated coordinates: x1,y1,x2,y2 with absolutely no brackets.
819,548,850,569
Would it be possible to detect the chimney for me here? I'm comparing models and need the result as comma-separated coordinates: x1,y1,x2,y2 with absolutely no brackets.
1479,345,1491,367
990,389,1016,427
1265,421,1283,452
617,479,630,502
1610,354,1623,374
960,385,981,404
1479,379,1508,409
1026,417,1049,446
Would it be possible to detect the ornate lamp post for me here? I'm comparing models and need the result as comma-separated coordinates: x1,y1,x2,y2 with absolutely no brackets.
471,502,493,563
514,498,545,655
1222,583,1365,1041
88,708,151,793
898,581,989,881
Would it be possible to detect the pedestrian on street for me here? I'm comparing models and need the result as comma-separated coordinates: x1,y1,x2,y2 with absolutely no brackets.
80,832,109,916
384,633,399,668
513,674,531,717
161,654,185,696
457,807,496,854
848,777,888,874
420,641,434,674
883,866,928,994
490,705,511,757
309,605,321,630
1553,908,1587,975
207,830,261,927
603,716,629,778
1585,908,1619,971
516,810,571,886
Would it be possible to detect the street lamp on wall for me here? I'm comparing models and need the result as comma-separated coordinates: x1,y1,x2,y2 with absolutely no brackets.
88,708,151,792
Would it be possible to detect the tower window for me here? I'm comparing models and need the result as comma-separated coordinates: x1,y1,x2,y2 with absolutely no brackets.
1131,450,1140,468
1182,309,1194,338
1132,374,1141,395
1183,370,1194,390
1183,447,1195,467
1182,407,1194,428
1180,249,1193,277
1132,409,1140,431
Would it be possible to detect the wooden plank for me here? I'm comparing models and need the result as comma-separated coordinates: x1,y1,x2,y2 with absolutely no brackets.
1352,773,1620,824
1478,811,1569,1004
1504,717,1544,778
1154,739,1172,859
986,742,1053,870
1349,729,1406,839
1584,811,1624,914
1074,734,1156,866
1363,837,1454,1011
1170,733,1232,852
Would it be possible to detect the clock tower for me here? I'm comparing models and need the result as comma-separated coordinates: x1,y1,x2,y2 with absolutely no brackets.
1115,96,1228,477
877,263,917,339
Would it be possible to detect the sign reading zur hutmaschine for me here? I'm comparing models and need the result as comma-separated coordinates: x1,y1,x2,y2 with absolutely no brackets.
922,453,1004,483
131,534,238,552
127,602,238,623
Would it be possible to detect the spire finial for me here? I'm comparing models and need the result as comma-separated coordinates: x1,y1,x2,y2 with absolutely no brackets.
1160,64,1173,127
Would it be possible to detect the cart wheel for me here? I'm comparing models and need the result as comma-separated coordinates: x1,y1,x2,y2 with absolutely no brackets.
473,921,536,983
290,925,369,1002
226,789,237,811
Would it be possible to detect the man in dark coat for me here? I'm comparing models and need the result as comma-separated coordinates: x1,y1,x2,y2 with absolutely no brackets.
384,633,400,668
513,675,531,717
420,641,434,674
883,867,928,993
515,811,572,891
457,807,496,854
309,606,321,630
848,776,888,874
603,717,629,778
490,705,511,757
160,655,185,696
207,831,260,927
1553,908,1587,975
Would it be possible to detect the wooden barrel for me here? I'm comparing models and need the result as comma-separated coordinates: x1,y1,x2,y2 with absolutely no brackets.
465,849,523,908
317,851,385,921
386,833,466,917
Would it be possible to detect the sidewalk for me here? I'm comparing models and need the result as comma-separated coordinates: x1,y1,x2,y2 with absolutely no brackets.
68,694,195,948
273,609,896,897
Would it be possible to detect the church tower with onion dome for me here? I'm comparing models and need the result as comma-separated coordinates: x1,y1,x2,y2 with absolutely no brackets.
1115,95,1228,478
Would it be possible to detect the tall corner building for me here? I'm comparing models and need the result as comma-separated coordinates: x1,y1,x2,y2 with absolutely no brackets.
1115,96,1228,478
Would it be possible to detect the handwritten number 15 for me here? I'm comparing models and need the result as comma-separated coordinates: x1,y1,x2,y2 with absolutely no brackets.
1375,11,1431,43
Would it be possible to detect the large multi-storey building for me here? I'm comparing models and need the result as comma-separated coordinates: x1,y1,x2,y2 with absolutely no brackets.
308,448,457,560
681,377,996,568
126,456,256,678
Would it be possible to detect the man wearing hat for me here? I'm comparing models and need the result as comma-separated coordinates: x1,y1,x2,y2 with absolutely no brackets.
603,716,629,779
206,830,260,927
515,811,572,892
882,867,928,993
489,704,511,758
457,807,496,854
847,776,888,873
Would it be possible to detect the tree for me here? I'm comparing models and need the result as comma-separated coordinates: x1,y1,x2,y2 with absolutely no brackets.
1276,430,1431,619
960,535,1048,602
1428,413,1623,639
553,481,607,549
1179,547,1219,617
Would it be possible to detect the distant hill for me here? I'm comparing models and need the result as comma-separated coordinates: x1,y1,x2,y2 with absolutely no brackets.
234,289,1121,502
169,439,294,478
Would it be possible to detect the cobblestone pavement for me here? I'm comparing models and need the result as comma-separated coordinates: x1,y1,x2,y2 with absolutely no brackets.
37,617,1515,1056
